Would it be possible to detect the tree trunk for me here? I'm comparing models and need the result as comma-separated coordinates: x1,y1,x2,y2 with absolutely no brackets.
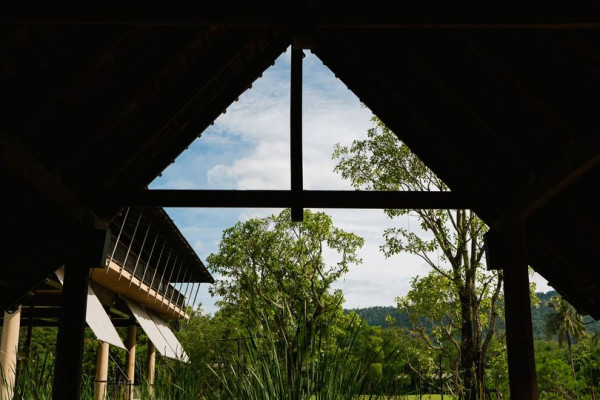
567,334,576,381
459,293,476,400
472,297,485,398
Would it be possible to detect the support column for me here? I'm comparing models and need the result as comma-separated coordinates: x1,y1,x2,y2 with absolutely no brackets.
125,325,137,400
146,342,156,385
94,341,109,400
146,342,156,398
52,259,90,400
0,306,21,400
53,228,109,400
290,45,304,222
485,226,538,399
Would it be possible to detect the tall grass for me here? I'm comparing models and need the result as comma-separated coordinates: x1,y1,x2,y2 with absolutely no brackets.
10,352,94,399
203,315,403,399
5,317,408,399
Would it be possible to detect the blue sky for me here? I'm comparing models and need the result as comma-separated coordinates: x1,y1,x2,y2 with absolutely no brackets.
151,49,552,315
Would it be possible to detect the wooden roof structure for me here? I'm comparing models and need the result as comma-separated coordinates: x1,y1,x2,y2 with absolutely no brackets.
2,1,600,324
7,206,211,328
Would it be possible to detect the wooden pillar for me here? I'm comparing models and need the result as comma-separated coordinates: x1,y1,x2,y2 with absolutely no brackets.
146,342,156,385
0,306,21,400
53,228,108,400
290,46,304,222
146,342,156,398
94,341,109,400
485,226,538,399
125,325,137,400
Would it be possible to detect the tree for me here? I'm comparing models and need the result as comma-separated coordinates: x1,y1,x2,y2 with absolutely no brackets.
536,340,584,399
207,209,364,366
333,117,503,399
546,295,587,380
397,272,463,394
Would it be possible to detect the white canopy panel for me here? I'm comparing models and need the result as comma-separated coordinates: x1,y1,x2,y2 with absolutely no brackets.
124,298,189,362
55,267,126,349
149,312,189,362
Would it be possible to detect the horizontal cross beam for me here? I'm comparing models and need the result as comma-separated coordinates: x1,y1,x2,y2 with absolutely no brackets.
116,189,481,210
3,2,600,28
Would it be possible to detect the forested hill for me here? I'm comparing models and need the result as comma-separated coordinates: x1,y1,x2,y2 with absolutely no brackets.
345,291,600,340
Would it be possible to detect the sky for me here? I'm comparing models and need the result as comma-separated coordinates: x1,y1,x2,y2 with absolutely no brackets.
150,48,553,315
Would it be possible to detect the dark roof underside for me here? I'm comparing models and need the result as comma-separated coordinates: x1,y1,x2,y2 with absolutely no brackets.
2,8,600,317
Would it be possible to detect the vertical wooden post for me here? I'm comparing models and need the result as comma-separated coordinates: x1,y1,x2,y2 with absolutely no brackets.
53,228,108,400
0,306,21,400
485,226,538,399
94,341,109,400
125,325,137,400
146,342,156,398
290,46,304,222
53,260,90,400
146,342,156,385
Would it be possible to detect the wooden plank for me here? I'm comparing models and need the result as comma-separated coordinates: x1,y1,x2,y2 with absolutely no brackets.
91,261,188,320
117,189,482,210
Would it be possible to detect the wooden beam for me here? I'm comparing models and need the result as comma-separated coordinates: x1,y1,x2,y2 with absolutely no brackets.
116,189,482,210
19,308,63,319
508,152,600,222
53,229,108,400
290,47,304,221
100,29,291,201
3,2,600,28
485,226,538,399
440,31,600,224
313,30,487,196
0,129,89,223
52,261,91,400
25,291,63,307
47,28,205,174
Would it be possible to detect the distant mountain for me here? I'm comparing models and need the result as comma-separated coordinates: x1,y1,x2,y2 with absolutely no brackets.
345,291,599,340
344,305,411,329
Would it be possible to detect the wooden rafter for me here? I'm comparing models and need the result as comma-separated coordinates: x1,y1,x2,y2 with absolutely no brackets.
115,189,483,210
0,129,88,222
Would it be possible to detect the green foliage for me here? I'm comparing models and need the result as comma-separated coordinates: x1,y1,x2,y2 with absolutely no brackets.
536,340,584,399
573,337,600,397
545,295,588,382
204,314,407,399
537,358,581,399
347,295,548,337
333,117,504,398
208,209,364,363
546,296,587,348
